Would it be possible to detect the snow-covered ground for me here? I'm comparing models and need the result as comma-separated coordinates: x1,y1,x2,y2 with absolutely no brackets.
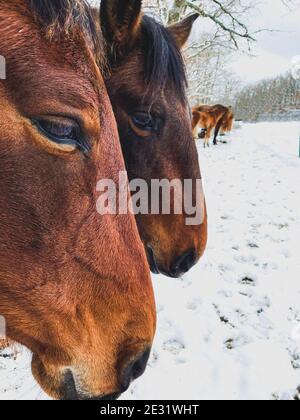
1,122,300,400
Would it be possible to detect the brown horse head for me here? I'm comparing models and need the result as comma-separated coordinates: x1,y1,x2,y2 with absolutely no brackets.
0,0,155,400
221,107,235,133
100,0,207,278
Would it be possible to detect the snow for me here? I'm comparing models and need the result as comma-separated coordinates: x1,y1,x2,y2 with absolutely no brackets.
1,122,300,400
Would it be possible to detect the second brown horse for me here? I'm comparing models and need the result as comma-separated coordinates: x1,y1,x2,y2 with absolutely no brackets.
97,0,208,278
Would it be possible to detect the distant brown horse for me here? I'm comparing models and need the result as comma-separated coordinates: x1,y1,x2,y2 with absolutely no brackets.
0,0,155,400
97,0,207,278
192,104,234,147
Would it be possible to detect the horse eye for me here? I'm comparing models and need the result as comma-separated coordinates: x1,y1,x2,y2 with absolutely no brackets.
33,118,90,153
132,112,157,132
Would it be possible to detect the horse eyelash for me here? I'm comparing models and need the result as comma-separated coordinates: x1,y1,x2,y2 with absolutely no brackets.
32,119,91,155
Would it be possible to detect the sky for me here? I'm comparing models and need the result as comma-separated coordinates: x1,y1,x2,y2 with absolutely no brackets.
191,0,300,84
229,0,300,83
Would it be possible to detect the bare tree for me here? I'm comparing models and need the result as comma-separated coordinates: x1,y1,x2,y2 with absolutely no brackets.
143,0,260,106
167,0,257,50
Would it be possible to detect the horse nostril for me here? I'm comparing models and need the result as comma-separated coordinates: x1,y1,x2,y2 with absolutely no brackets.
120,348,151,393
170,249,197,278
132,348,151,380
61,370,79,400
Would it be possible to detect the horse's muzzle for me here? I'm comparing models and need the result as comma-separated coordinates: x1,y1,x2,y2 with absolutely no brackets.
146,246,198,278
60,348,151,400
60,371,121,401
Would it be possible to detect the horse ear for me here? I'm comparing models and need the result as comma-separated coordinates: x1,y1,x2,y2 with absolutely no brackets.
100,0,143,57
168,14,199,49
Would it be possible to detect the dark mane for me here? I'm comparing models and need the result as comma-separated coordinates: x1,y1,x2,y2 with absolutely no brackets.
141,15,187,103
27,0,103,61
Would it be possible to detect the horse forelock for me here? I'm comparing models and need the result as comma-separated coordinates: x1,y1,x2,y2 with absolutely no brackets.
0,0,108,86
141,16,187,103
26,0,105,68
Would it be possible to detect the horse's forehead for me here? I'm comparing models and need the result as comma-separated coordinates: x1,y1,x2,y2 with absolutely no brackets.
0,5,102,112
110,49,188,109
